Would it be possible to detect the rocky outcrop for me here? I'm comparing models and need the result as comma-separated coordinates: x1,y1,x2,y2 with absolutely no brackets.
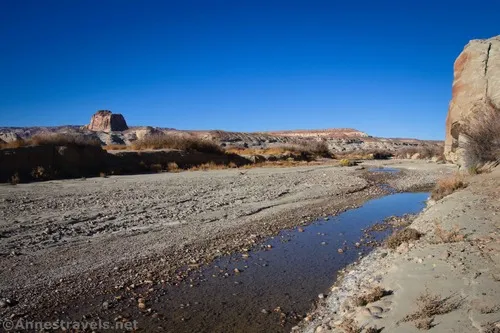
87,110,128,132
445,35,500,163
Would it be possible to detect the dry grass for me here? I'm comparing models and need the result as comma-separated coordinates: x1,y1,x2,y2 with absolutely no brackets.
414,318,434,330
364,327,383,333
385,228,423,249
10,173,20,185
402,291,461,323
132,134,224,154
31,166,51,180
166,162,180,172
337,149,393,160
430,174,467,201
103,144,128,150
462,100,500,167
189,162,230,171
226,140,332,158
0,134,101,149
149,164,163,173
393,146,444,160
338,317,362,333
354,286,389,306
482,322,500,333
339,158,356,167
434,223,465,243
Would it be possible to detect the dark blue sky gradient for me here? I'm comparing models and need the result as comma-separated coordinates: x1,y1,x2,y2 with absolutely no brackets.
0,0,498,139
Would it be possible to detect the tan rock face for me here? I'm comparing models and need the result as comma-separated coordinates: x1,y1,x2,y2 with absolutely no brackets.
445,35,500,163
87,110,128,132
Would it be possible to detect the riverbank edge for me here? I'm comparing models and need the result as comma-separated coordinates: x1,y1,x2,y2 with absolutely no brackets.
297,167,500,333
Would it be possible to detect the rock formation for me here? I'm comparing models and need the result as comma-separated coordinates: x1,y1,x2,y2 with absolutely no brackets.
87,110,128,132
445,35,500,163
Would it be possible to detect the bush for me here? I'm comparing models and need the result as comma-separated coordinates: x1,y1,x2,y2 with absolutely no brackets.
431,174,467,201
462,100,500,167
393,146,444,159
385,228,423,249
339,158,356,167
0,134,101,149
10,172,20,185
167,162,180,172
132,134,224,154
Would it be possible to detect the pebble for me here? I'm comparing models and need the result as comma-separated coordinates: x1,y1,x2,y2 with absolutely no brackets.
337,248,344,253
318,293,326,299
261,309,270,314
369,306,383,314
102,301,109,310
321,242,327,245
0,299,6,308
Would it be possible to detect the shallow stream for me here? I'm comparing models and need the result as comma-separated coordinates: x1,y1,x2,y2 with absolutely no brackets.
145,192,429,332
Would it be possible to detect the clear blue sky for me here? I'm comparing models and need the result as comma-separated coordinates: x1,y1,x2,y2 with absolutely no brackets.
0,1,498,139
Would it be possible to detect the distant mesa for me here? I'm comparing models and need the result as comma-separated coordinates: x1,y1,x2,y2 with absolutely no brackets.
87,110,128,132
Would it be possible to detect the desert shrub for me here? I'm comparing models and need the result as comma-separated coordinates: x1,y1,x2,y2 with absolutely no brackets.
434,223,465,243
150,164,163,173
385,228,423,249
402,291,461,323
354,286,389,306
133,134,223,154
430,174,467,201
31,166,52,180
31,133,101,147
369,149,393,160
167,162,180,172
339,159,356,167
298,140,332,157
10,172,20,185
462,100,500,167
394,146,444,160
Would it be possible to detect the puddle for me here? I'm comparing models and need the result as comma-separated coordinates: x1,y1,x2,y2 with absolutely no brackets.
368,167,400,173
138,192,429,333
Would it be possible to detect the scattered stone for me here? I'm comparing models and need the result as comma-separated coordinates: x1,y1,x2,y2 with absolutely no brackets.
102,301,110,310
338,248,344,253
318,293,326,299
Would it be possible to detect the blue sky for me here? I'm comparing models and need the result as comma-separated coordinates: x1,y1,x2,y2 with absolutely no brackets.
0,1,498,139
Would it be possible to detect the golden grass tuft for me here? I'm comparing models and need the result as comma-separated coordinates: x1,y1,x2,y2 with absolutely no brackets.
401,290,461,323
132,134,223,154
339,158,356,167
434,223,465,243
430,174,467,201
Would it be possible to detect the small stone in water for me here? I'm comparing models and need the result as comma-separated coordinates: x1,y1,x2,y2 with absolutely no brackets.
321,242,327,245
338,248,344,253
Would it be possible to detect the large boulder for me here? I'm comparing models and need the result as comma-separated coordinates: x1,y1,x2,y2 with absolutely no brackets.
444,35,500,163
87,110,128,132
